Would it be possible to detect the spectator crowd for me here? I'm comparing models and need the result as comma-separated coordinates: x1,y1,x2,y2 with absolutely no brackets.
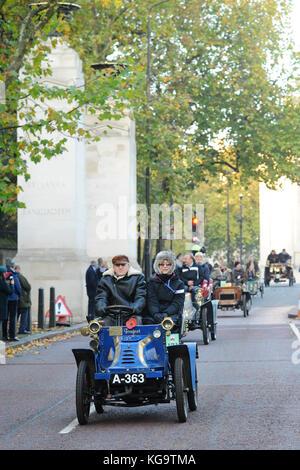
1,248,291,340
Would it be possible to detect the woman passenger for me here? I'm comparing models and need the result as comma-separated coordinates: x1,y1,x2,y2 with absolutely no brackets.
144,251,185,332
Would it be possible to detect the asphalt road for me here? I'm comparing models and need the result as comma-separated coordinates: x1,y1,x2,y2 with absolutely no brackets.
1,277,300,451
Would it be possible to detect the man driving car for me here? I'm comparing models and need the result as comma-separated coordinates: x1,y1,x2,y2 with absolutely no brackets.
95,255,146,325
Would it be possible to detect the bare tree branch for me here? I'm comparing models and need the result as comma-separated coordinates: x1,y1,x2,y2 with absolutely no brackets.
209,160,239,172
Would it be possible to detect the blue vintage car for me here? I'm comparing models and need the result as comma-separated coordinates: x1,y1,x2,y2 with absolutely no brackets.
72,306,198,424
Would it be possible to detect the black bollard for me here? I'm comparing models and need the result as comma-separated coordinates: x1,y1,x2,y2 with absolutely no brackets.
38,288,44,329
49,287,56,328
27,307,32,333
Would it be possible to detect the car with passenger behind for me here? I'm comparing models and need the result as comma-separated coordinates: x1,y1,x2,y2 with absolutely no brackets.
73,305,198,424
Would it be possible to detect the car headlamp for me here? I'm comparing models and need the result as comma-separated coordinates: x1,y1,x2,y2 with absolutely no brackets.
195,288,203,305
161,317,174,331
153,329,161,339
88,320,102,334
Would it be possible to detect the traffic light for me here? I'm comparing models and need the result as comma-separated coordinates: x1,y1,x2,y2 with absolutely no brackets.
192,215,199,233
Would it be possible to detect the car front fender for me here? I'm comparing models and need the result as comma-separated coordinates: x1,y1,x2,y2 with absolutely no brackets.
72,348,95,373
168,343,198,391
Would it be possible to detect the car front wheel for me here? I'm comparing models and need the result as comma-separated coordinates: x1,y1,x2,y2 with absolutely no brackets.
76,360,92,425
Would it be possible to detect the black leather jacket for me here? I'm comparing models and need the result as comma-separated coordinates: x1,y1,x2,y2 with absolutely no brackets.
95,267,146,317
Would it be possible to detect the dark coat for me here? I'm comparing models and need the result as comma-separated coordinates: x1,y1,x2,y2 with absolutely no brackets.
197,262,210,281
85,266,99,298
95,267,146,317
231,267,247,284
6,270,21,301
267,253,279,264
246,260,259,279
96,265,107,281
145,273,185,325
0,278,13,321
278,252,291,263
176,262,205,287
17,272,32,308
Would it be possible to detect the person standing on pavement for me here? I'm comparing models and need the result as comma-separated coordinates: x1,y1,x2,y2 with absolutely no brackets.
0,266,13,339
2,259,21,341
85,260,99,322
95,257,108,281
14,265,31,335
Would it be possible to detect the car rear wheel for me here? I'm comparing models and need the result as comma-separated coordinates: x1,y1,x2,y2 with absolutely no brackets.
211,322,217,340
174,357,188,423
76,360,92,425
201,307,211,345
242,295,249,317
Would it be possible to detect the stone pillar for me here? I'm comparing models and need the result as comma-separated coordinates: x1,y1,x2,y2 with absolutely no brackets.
16,41,138,323
16,40,88,323
85,110,137,264
259,180,300,269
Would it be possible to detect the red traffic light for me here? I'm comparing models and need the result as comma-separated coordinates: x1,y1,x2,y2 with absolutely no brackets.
192,216,199,233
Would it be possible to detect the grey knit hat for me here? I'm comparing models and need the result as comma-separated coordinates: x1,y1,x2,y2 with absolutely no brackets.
153,250,176,275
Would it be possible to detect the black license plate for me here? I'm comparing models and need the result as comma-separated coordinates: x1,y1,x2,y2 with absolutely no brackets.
110,373,145,384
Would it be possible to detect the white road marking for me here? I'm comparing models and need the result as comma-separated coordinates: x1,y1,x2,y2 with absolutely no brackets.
59,404,95,434
289,321,300,342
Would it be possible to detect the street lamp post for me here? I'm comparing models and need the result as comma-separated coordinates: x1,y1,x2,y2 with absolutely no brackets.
226,178,231,266
144,0,170,281
239,194,243,264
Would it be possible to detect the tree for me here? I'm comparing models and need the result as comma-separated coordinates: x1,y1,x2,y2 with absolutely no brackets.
1,0,299,220
0,0,130,214
189,175,260,260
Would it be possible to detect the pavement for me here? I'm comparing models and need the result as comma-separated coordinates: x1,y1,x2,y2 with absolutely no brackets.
2,321,87,349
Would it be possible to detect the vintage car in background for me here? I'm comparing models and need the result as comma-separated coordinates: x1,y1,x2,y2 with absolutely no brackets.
213,283,251,317
264,259,294,287
181,280,217,344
